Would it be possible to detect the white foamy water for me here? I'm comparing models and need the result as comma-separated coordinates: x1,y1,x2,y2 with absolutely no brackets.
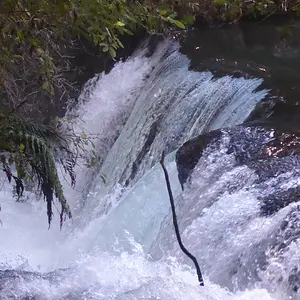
0,39,279,299
0,246,274,300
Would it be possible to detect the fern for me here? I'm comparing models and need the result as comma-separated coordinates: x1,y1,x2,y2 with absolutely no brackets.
0,113,75,228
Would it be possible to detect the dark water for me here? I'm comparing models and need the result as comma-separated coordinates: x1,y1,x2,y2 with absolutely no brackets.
181,20,300,129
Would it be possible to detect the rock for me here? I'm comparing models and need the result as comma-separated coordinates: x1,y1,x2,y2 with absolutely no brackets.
176,125,300,216
150,124,300,295
260,186,300,216
176,125,300,186
175,129,222,188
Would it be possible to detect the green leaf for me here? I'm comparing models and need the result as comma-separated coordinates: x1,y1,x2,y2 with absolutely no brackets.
109,47,116,57
116,38,124,48
168,18,186,29
1,25,10,37
17,31,23,41
123,28,134,35
183,15,196,25
19,143,25,151
42,81,49,89
30,39,39,47
159,9,168,16
103,46,109,52
115,21,125,27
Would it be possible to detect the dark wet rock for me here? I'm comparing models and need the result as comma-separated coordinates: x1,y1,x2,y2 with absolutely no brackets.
176,125,300,218
260,186,300,216
176,125,300,185
175,129,222,187
247,156,300,182
246,102,300,132
175,125,268,187
151,125,300,296
175,123,300,291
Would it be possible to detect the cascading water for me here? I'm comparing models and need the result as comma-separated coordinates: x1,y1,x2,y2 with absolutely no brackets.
0,39,283,299
80,39,268,223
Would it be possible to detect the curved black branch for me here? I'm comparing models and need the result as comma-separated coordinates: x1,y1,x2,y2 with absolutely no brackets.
160,151,204,286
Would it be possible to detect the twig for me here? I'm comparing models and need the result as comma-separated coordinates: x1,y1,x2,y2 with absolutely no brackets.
9,89,43,114
256,4,281,24
160,151,204,286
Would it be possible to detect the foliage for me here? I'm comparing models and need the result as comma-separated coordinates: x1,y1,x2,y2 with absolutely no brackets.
172,0,300,23
0,113,76,227
0,0,190,122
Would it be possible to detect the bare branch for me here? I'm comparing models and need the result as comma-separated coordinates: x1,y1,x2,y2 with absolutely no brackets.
160,151,204,287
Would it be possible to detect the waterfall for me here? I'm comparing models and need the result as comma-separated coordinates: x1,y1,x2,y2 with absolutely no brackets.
80,39,268,223
0,39,280,299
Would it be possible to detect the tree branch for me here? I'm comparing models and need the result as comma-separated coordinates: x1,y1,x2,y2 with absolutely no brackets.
160,151,204,286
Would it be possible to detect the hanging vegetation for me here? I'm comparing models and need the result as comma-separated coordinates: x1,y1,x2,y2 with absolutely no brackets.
0,113,76,228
